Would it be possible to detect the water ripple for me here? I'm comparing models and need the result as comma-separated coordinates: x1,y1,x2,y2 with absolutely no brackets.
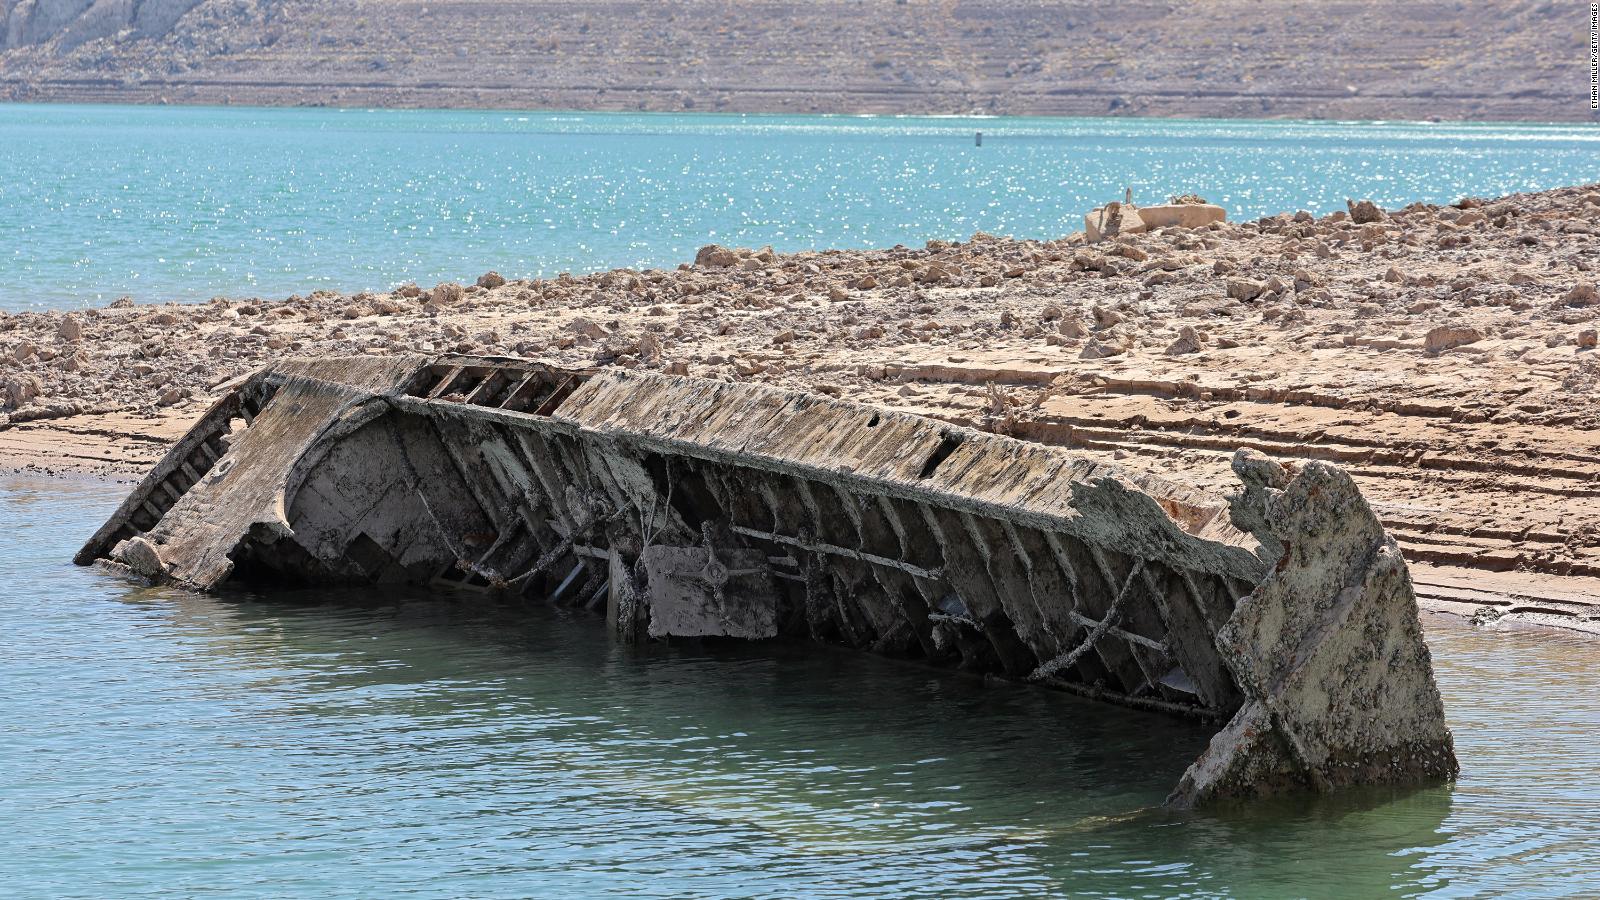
2,106,1598,310
3,475,1599,896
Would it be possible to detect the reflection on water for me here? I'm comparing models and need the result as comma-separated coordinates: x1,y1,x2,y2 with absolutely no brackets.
3,475,1597,897
4,105,1599,310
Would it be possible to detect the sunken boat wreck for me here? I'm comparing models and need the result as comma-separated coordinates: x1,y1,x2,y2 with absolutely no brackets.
79,354,1459,807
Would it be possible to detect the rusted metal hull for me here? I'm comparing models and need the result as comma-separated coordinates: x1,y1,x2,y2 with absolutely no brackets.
78,354,1459,806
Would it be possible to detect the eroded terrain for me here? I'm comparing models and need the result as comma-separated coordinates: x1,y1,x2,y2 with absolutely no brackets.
5,182,1599,627
0,0,1584,121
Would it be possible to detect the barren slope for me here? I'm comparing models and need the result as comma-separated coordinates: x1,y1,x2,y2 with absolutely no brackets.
0,0,1590,121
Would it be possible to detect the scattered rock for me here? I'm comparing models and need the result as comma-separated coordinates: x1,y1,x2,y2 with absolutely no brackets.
1079,337,1127,359
7,181,1600,513
1227,278,1266,301
427,282,465,306
695,245,740,267
1164,325,1204,355
1058,318,1088,339
1347,199,1385,224
3,374,41,408
637,332,663,364
1561,282,1599,306
1424,324,1484,353
568,317,608,340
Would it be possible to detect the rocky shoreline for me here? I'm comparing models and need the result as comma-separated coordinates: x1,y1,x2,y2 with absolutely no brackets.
4,181,1600,628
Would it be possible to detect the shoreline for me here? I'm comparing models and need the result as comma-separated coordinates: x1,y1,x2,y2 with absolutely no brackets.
17,97,1593,128
4,181,1598,631
13,457,1595,639
9,460,1594,641
6,83,1592,125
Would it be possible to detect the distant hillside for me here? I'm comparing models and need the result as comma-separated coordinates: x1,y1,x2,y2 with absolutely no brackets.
0,0,1591,120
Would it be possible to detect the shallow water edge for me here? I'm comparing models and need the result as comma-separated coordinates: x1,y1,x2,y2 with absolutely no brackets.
4,474,1600,897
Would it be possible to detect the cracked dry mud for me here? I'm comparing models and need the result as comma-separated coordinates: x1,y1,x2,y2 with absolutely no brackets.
5,182,1599,630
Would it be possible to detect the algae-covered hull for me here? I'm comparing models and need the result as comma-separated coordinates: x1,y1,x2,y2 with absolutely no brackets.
78,354,1458,806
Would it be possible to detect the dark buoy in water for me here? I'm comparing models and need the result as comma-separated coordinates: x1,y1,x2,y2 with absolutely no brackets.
975,131,983,147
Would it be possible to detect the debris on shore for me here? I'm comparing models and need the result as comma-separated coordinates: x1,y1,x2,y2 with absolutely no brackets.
1085,192,1226,242
4,182,1600,611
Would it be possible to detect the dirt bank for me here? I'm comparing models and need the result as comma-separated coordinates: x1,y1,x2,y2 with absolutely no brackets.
5,182,1599,629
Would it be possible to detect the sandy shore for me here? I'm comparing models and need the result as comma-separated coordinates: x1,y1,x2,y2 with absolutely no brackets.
4,182,1599,629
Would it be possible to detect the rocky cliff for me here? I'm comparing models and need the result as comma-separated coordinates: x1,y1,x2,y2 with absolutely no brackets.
0,0,1590,121
3,0,204,50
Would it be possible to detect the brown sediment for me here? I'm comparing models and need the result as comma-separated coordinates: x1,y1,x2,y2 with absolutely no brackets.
5,181,1600,627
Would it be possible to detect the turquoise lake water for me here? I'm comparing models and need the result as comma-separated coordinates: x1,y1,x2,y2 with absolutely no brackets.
5,476,1600,898
6,105,1600,895
2,104,1598,311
